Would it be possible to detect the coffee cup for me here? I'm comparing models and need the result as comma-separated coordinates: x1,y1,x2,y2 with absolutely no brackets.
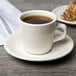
18,10,67,55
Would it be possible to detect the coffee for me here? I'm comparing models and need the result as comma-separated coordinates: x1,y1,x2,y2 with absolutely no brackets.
22,15,53,24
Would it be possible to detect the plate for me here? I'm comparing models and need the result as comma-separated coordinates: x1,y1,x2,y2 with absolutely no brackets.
52,5,76,25
4,29,74,62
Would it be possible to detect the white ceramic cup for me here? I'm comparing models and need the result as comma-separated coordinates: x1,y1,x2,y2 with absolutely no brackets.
18,10,67,55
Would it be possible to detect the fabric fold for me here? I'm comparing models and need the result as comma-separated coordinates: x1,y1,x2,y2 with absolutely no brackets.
0,0,21,45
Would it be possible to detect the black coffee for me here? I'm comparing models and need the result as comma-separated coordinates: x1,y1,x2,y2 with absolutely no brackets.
22,15,53,24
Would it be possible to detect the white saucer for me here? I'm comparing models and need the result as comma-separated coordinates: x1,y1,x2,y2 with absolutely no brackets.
52,5,76,25
4,30,74,62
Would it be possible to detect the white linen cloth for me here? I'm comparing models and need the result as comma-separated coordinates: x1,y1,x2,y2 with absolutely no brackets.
0,0,21,45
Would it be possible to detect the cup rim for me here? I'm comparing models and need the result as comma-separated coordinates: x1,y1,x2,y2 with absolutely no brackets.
18,10,56,26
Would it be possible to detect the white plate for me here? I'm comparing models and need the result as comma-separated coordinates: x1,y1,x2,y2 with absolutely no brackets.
52,5,76,25
4,29,74,62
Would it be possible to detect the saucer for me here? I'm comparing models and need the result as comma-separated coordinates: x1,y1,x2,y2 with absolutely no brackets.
52,5,76,25
4,29,74,62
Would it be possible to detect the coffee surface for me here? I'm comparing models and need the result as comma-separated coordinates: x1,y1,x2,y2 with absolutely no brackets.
22,15,53,24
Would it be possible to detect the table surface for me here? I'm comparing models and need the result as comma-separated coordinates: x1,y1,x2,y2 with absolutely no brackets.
0,0,76,76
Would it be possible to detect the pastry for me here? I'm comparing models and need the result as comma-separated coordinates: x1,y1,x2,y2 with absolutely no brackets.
61,1,76,21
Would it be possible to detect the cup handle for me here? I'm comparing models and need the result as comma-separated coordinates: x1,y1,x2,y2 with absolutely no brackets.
53,23,67,43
